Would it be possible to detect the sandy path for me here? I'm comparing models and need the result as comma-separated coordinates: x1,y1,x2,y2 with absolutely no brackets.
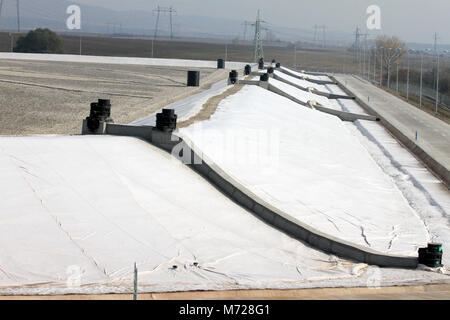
1,284,449,300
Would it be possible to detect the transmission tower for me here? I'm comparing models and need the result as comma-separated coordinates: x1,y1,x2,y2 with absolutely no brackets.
242,20,253,41
0,0,3,31
313,24,318,46
353,27,360,63
434,32,438,54
362,33,368,77
433,32,440,106
0,0,21,32
353,27,367,63
16,0,19,32
313,25,326,47
154,6,176,39
320,25,326,47
253,10,265,62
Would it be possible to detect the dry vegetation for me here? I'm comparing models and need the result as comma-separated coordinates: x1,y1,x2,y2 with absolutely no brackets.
0,32,362,73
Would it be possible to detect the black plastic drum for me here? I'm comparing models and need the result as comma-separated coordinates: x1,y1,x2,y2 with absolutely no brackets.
187,71,200,87
156,108,177,132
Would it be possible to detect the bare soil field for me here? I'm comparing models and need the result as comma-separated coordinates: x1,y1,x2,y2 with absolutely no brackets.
0,58,224,135
61,34,360,73
0,32,361,73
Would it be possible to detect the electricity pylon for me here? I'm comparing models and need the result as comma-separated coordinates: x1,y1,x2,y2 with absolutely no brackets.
353,27,360,63
353,27,367,63
242,21,252,41
0,0,22,32
313,25,326,47
16,0,19,32
0,0,3,32
313,24,318,45
320,25,326,47
253,10,265,62
154,6,176,39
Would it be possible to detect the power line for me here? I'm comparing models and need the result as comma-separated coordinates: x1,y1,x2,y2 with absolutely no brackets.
22,1,63,21
263,27,273,42
353,26,368,66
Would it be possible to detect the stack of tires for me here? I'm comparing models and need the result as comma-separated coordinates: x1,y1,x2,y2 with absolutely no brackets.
86,99,113,132
229,70,238,84
418,243,443,268
244,64,251,75
156,109,177,132
260,73,269,82
258,58,264,70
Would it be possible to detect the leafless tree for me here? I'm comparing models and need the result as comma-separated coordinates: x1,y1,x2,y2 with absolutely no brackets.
375,35,406,86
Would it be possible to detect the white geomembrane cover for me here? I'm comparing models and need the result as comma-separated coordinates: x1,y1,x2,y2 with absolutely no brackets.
280,66,331,81
0,135,364,293
180,85,429,256
274,70,328,91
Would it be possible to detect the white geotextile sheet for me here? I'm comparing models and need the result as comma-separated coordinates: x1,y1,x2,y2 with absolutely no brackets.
269,78,343,110
344,121,450,265
275,70,329,91
180,85,429,256
0,135,364,293
0,53,249,70
131,78,232,125
280,66,331,81
323,84,369,114
323,80,450,266
325,79,450,266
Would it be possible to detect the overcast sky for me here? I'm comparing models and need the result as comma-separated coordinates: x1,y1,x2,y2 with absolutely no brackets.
73,0,449,44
